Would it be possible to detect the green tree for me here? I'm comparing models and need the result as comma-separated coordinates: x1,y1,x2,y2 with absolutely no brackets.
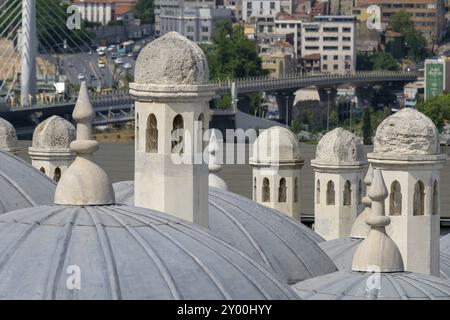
371,52,399,71
417,94,450,131
329,111,338,128
200,20,268,80
135,0,155,24
362,107,372,145
356,51,373,71
389,11,427,61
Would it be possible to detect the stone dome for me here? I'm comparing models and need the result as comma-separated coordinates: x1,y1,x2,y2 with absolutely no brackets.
134,32,209,85
442,234,450,255
113,182,337,284
372,108,440,157
32,116,76,149
250,126,303,165
0,204,297,299
442,253,450,280
0,151,56,214
314,128,366,165
0,117,19,152
292,270,450,299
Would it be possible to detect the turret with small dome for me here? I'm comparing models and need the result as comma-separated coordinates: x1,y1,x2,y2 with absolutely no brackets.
250,126,304,220
0,117,20,155
311,128,367,240
29,115,76,182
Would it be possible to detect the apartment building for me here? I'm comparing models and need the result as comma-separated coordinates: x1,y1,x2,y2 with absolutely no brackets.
74,0,137,25
261,41,296,78
154,0,215,36
301,15,356,74
159,6,232,42
274,11,303,61
223,0,243,21
242,0,281,22
355,0,445,44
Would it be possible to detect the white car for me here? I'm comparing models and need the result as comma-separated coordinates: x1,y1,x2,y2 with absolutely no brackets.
78,73,85,80
114,58,123,64
98,63,106,68
123,62,132,69
107,45,116,52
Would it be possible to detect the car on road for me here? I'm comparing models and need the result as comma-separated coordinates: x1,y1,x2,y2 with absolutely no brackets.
111,52,117,59
123,62,132,70
89,75,96,81
127,52,134,58
107,45,116,52
114,58,123,64
78,73,85,81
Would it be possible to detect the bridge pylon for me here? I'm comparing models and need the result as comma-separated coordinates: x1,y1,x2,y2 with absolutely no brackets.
21,0,37,106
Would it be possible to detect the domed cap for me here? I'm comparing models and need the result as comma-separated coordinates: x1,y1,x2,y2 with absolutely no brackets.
31,116,75,149
0,117,19,153
250,126,304,166
292,270,450,299
134,32,209,85
0,204,297,299
372,108,441,158
0,151,56,214
54,82,114,205
313,128,366,166
113,182,338,284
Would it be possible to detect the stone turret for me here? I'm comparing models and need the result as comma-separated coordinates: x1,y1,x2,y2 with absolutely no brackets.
29,115,76,181
130,32,215,227
311,128,367,240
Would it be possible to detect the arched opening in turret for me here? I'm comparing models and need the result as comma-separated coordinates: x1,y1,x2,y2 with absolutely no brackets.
146,114,158,153
262,178,270,202
294,177,298,202
53,167,61,182
316,179,320,204
278,178,287,203
390,181,402,216
343,180,352,206
413,181,425,216
40,167,45,174
136,113,139,151
326,180,335,205
433,180,438,215
171,114,184,154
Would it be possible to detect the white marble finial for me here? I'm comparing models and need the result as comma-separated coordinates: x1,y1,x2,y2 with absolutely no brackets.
350,165,373,238
54,82,115,205
208,130,227,190
352,168,404,272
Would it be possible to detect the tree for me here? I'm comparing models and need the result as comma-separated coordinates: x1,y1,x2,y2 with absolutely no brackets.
417,94,450,131
356,51,373,71
329,111,338,128
135,0,155,24
200,20,268,80
389,11,427,61
362,107,372,145
371,52,399,71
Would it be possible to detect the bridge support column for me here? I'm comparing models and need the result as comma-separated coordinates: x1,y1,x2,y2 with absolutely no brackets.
276,92,295,126
21,0,37,106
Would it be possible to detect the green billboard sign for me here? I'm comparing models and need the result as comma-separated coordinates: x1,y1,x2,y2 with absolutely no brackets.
426,62,444,100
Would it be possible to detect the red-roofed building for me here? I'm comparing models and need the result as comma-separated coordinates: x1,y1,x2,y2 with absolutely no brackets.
73,0,137,25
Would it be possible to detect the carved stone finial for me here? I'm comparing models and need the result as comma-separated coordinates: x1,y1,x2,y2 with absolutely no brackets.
350,165,374,238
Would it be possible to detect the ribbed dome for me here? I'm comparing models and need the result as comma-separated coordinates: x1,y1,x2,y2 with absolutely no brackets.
113,182,337,284
442,253,450,280
250,126,303,165
292,271,450,299
442,233,450,255
373,108,440,157
0,117,19,152
134,32,209,85
0,151,56,214
314,128,366,165
32,116,75,149
0,204,297,299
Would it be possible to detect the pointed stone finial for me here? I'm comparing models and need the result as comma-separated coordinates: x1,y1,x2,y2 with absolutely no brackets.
352,167,404,272
350,165,374,238
208,130,227,190
54,82,115,205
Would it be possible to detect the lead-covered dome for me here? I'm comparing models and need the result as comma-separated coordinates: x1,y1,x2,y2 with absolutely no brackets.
373,108,440,157
313,128,366,165
292,271,450,299
442,234,450,255
0,204,297,299
0,151,55,214
134,32,209,85
113,181,337,284
31,116,75,149
0,117,19,153
250,126,303,165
